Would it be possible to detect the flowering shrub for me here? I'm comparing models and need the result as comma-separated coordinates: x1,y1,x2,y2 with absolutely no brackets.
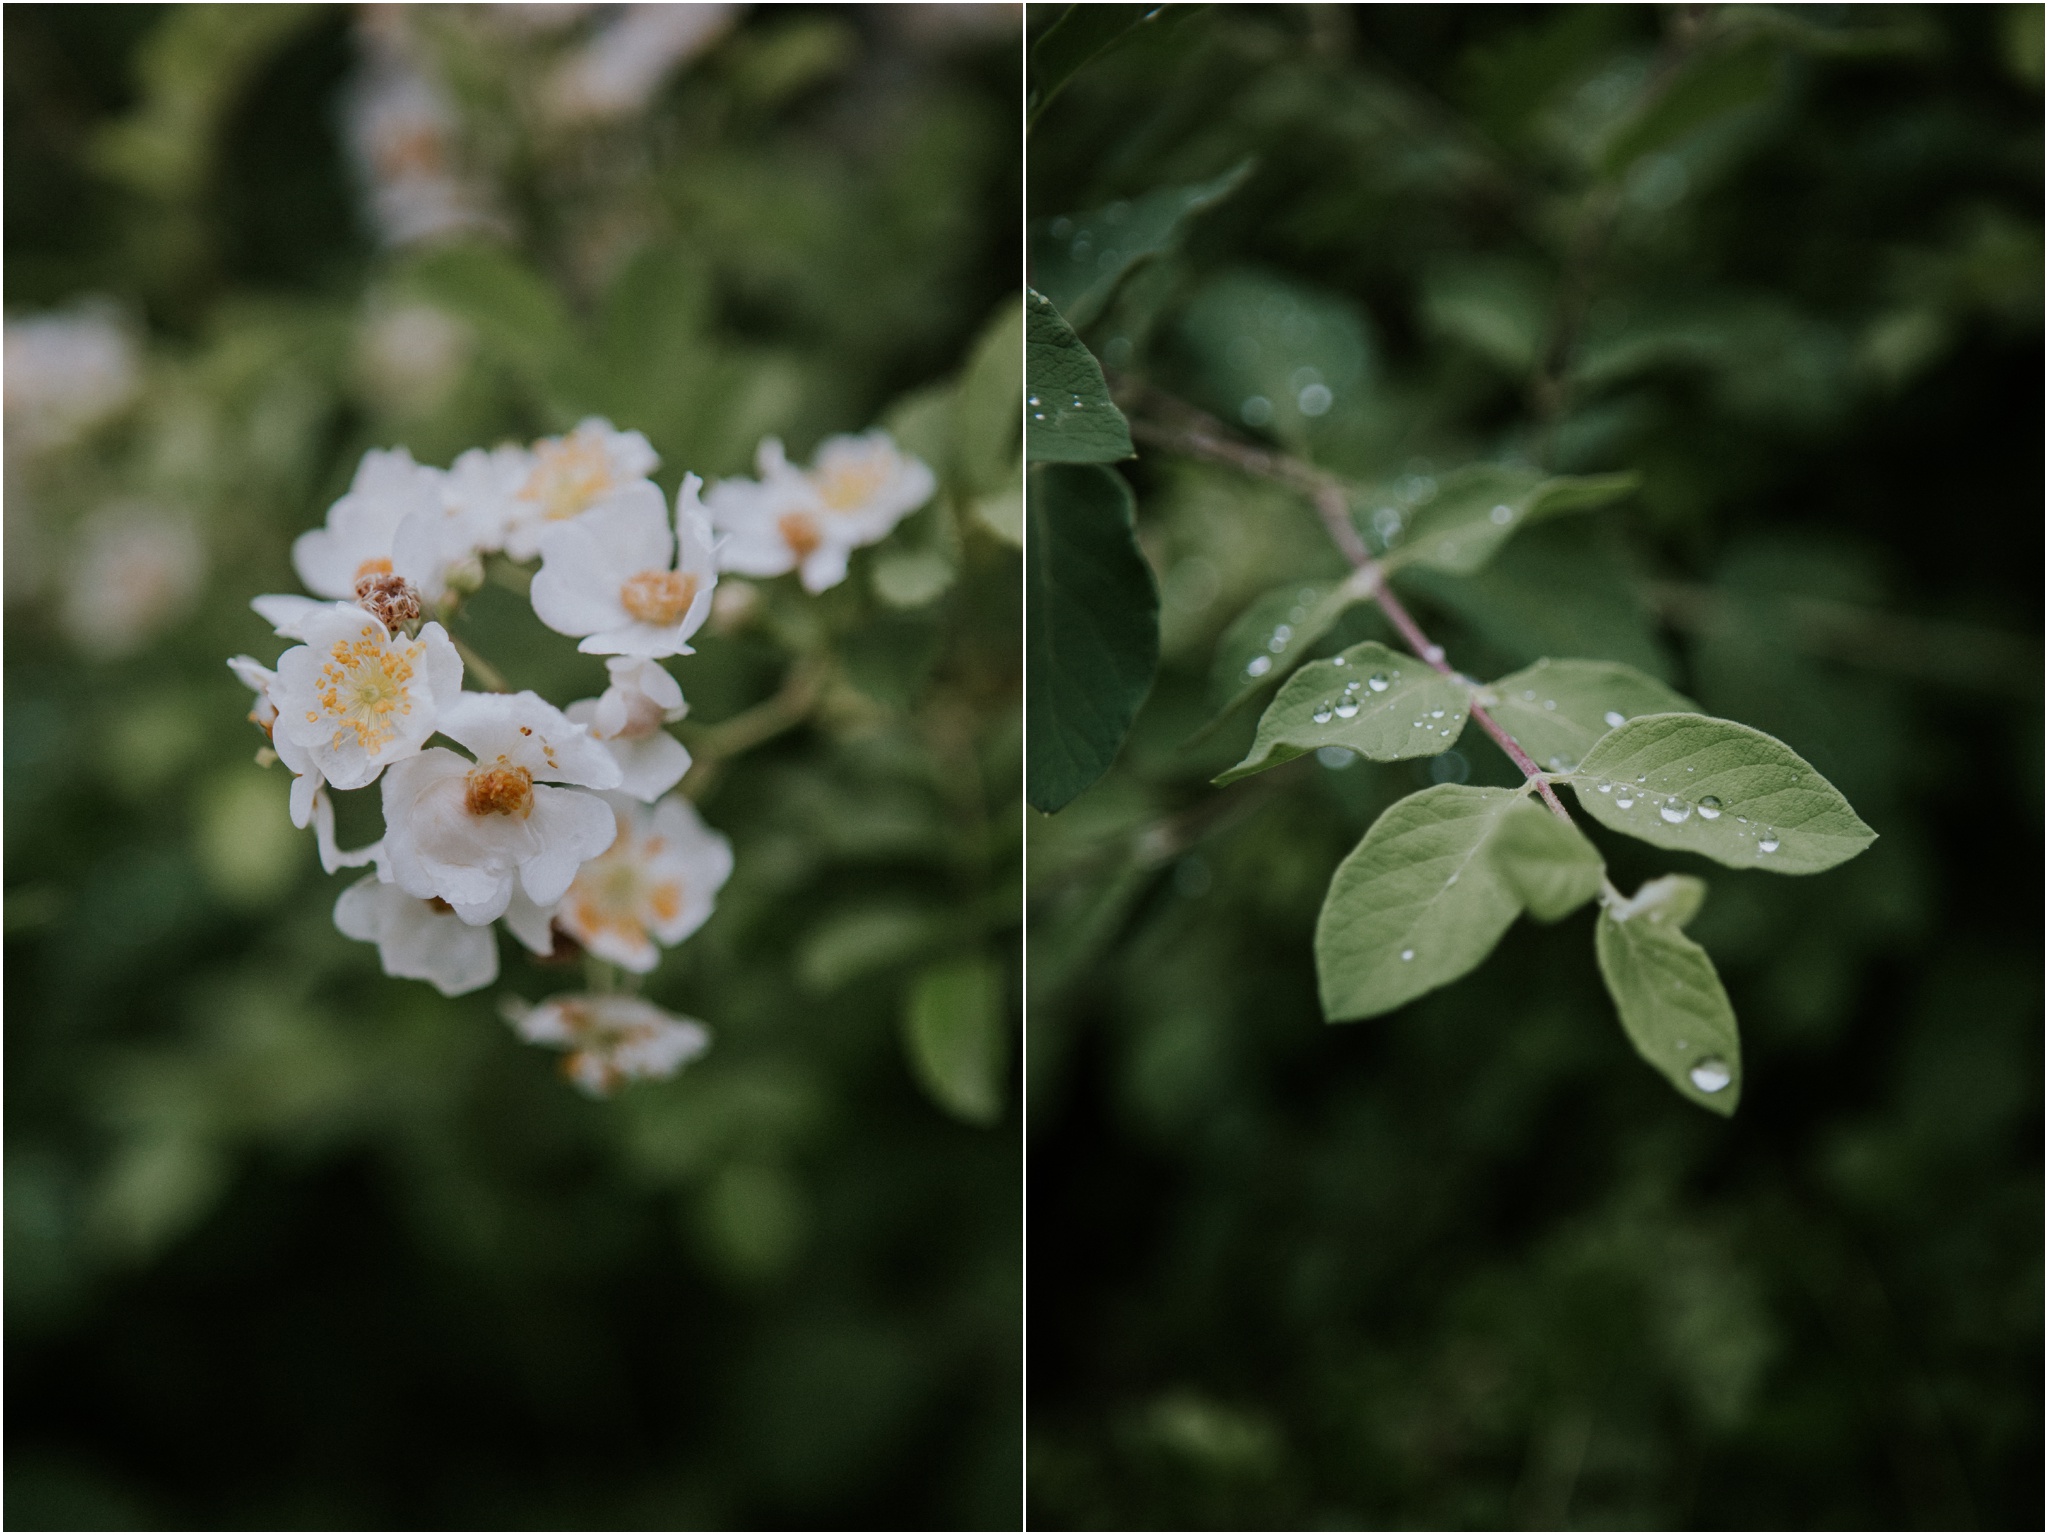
231,418,935,1092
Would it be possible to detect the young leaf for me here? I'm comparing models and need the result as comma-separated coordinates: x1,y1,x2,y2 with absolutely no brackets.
1595,877,1741,1116
902,957,1006,1126
1566,713,1876,874
1482,658,1698,772
1488,801,1605,921
1383,465,1640,576
1026,290,1134,464
1217,642,1468,786
1032,159,1254,330
1026,464,1158,812
1316,786,1526,1022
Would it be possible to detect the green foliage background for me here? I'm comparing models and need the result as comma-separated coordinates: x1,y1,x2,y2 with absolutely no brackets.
6,6,1019,1529
1027,5,2041,1529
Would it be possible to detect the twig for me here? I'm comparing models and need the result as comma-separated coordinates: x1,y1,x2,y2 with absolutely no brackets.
677,660,822,799
451,636,513,693
1130,389,1575,821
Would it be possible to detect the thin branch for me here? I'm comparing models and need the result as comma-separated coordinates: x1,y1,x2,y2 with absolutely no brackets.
677,660,822,799
1129,389,1577,820
451,636,513,693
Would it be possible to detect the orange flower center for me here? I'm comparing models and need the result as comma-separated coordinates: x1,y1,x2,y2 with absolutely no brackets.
813,454,891,513
778,512,822,559
464,763,534,818
354,556,394,581
619,569,698,626
520,436,616,522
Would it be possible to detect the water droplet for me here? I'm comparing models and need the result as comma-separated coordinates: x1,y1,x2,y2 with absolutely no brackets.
1736,817,1748,825
1027,395,1041,407
1245,655,1272,678
1343,680,1361,694
1332,655,1348,667
1614,793,1636,809
1312,704,1334,724
1367,673,1390,692
1660,803,1691,824
1267,625,1292,654
1689,1057,1732,1093
1315,745,1357,769
1400,949,1416,962
1596,782,1613,794
1636,775,1647,784
1758,832,1780,854
1423,645,1445,663
1603,710,1626,728
1489,504,1514,525
1697,795,1722,820
1334,701,1359,719
1543,699,1557,711
1521,690,1536,701
1032,411,1046,420
1298,382,1333,416
1440,728,1451,737
1429,709,1445,720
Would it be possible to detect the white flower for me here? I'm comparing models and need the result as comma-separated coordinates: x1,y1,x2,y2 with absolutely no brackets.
556,791,733,971
272,603,464,791
61,506,206,659
335,876,498,997
229,652,328,827
292,447,446,600
357,300,470,416
530,473,716,657
503,886,562,956
705,431,935,594
566,656,691,801
4,305,139,452
379,690,621,924
346,17,500,248
439,442,530,555
505,993,710,1096
544,3,738,123
499,418,661,561
251,594,365,640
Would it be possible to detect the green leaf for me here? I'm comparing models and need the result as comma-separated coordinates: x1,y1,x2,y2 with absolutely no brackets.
1033,160,1254,330
1600,38,1783,176
1218,642,1468,786
1566,714,1877,874
1383,465,1640,576
1177,270,1376,453
1028,4,1167,129
1315,786,1527,1022
1026,290,1134,464
1482,658,1698,773
1026,464,1158,812
1487,801,1605,921
1595,877,1741,1116
952,297,1024,497
902,957,1007,1126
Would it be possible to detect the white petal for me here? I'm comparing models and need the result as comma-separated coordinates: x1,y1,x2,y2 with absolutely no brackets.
607,731,691,802
503,887,559,955
518,784,618,905
530,522,631,638
250,594,339,639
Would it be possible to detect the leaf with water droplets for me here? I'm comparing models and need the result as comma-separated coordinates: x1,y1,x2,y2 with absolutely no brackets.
1382,464,1640,576
1026,464,1158,812
1484,658,1698,770
1218,642,1468,785
1566,713,1876,874
1195,576,1368,734
1316,786,1526,1021
1025,290,1133,464
1032,160,1254,330
1487,801,1605,921
1595,876,1741,1116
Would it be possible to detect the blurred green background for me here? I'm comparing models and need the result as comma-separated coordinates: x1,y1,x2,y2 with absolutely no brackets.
7,5,1020,1529
1027,4,2040,1529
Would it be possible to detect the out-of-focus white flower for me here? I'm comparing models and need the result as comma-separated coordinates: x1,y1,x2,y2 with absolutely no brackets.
357,300,471,417
483,3,595,37
293,447,447,600
706,431,935,594
531,473,716,657
335,875,499,996
379,689,620,923
566,656,692,801
440,443,529,557
545,3,739,123
505,993,710,1096
61,506,206,658
346,18,499,248
500,418,661,560
5,306,140,452
272,603,464,791
556,790,732,970
881,3,1022,50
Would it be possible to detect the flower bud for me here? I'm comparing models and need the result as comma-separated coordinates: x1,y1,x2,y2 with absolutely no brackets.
355,570,422,630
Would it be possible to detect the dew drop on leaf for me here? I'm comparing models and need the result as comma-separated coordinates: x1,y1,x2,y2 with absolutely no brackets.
1689,1057,1732,1093
1614,792,1636,809
1400,948,1415,962
1603,710,1626,728
1312,703,1334,724
1697,795,1722,819
1245,655,1272,677
1660,803,1691,824
1758,831,1780,854
1334,701,1358,719
1489,504,1513,525
1367,673,1389,692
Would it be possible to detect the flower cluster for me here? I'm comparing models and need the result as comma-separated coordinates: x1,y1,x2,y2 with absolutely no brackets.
231,416,932,1094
